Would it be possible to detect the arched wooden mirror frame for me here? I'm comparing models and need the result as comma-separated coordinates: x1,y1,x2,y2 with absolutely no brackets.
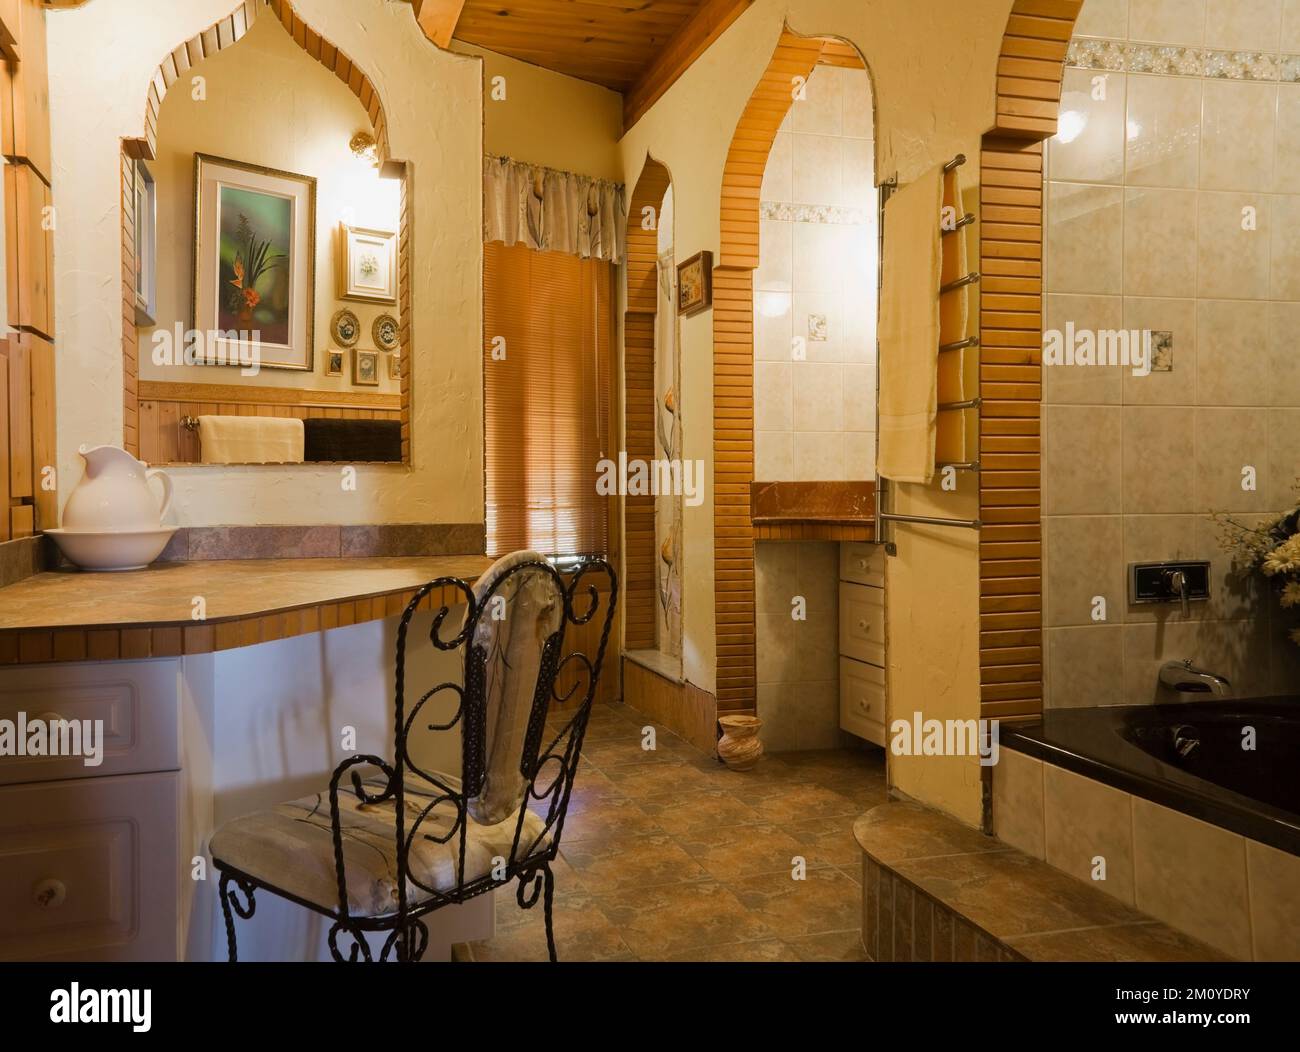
116,0,410,463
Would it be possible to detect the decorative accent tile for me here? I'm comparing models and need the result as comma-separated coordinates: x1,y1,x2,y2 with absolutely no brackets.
1126,44,1203,76
759,201,871,225
1069,36,1300,82
1068,37,1128,72
808,313,828,341
1204,50,1277,81
1150,331,1173,372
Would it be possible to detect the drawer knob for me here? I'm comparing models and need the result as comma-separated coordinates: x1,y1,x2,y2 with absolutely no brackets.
857,559,868,570
33,878,66,909
858,619,868,631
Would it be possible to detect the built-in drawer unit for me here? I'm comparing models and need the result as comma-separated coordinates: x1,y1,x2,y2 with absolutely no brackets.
839,542,885,588
0,770,178,961
838,580,884,667
0,660,180,785
839,657,886,746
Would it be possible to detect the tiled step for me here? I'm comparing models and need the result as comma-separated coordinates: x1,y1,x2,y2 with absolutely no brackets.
853,801,1229,962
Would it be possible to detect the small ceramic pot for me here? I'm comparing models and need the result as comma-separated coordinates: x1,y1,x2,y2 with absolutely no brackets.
717,715,764,771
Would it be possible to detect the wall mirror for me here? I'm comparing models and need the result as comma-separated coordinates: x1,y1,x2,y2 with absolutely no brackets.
126,14,408,466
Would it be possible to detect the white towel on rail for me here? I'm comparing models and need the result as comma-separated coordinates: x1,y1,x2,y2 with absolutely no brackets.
198,415,304,465
876,163,943,484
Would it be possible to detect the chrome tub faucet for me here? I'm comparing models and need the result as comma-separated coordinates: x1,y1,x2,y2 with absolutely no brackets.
1159,659,1232,698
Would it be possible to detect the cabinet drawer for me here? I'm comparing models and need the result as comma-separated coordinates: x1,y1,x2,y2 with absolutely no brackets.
840,542,885,587
0,660,179,785
838,581,884,666
0,771,178,961
839,657,886,746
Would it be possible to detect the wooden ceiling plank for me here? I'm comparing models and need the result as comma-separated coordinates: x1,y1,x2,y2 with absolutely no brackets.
624,0,755,129
413,0,468,49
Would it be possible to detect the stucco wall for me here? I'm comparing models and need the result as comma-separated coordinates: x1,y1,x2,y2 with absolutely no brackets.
49,0,482,526
619,0,1011,824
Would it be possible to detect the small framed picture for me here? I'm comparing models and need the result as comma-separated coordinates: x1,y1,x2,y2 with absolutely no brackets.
388,353,401,380
676,250,713,317
324,349,344,377
353,348,380,386
337,223,397,304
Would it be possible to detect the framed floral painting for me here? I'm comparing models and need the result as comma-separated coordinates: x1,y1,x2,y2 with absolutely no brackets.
337,223,397,304
676,250,713,317
193,153,316,371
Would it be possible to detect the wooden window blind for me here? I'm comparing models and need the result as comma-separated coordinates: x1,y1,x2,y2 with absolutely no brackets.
483,241,612,558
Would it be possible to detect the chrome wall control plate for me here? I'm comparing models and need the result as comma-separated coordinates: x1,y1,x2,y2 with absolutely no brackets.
1129,560,1211,604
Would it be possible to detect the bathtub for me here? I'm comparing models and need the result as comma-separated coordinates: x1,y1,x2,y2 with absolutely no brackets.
1002,698,1300,857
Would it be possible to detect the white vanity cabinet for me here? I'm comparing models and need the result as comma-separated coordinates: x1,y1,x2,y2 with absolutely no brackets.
838,542,886,746
0,660,181,961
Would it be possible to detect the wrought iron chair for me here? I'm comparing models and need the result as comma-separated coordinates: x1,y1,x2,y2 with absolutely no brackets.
209,552,617,962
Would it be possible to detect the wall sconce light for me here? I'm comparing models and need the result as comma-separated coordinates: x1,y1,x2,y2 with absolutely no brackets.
350,131,378,167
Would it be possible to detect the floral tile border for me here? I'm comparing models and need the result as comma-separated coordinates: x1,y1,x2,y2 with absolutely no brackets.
760,201,871,225
1068,37,1300,83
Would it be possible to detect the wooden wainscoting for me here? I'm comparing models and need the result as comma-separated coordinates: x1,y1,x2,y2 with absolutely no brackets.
621,657,718,755
137,380,400,464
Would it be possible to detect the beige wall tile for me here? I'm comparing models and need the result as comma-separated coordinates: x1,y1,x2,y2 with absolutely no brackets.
1247,839,1300,960
1123,406,1196,513
797,541,839,610
1267,407,1300,508
1126,73,1201,189
793,132,844,208
1200,81,1277,193
1045,625,1125,707
757,683,798,751
992,748,1045,859
793,362,843,433
1122,297,1196,405
1044,294,1124,404
1124,187,1198,297
793,222,843,294
1047,182,1124,294
1051,68,1127,185
796,615,838,686
755,218,792,291
1196,191,1270,300
842,67,874,139
844,431,875,479
842,362,875,432
1130,0,1206,45
1196,513,1270,622
1132,797,1252,959
755,431,793,481
761,131,793,202
756,612,799,683
1267,302,1300,407
1076,0,1130,37
793,290,843,362
1044,764,1136,904
842,138,874,209
1270,195,1300,299
1284,0,1300,50
1123,618,1271,702
754,362,793,432
1045,516,1125,627
754,292,793,361
791,63,842,136
1205,0,1281,51
1044,405,1124,514
1122,514,1203,622
1273,85,1300,194
1196,299,1270,407
1194,408,1270,514
755,542,800,615
794,432,844,481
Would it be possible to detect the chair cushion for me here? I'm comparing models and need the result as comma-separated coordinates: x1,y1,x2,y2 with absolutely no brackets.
210,775,551,918
467,551,564,825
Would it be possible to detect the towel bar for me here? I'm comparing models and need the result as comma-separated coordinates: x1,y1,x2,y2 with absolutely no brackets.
943,153,967,172
879,510,981,530
938,336,979,352
940,271,980,295
938,397,981,412
936,460,980,471
941,213,975,236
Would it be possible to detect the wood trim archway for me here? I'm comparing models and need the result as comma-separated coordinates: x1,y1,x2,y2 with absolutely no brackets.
623,157,672,651
712,28,838,716
977,0,1084,723
118,0,407,460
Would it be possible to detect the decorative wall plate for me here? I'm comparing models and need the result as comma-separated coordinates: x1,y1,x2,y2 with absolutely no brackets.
331,308,361,348
372,313,400,353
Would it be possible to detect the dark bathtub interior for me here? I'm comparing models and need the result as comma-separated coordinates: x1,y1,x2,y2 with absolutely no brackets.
1002,698,1300,857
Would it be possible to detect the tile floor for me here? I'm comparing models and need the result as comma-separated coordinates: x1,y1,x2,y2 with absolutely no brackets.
459,699,888,962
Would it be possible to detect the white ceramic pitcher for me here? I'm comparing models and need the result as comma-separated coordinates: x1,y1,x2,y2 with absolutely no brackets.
62,445,173,531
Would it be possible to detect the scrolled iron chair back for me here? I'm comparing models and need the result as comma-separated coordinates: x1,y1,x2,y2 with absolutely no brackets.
323,557,617,961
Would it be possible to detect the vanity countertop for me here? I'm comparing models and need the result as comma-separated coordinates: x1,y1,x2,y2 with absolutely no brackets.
0,555,494,666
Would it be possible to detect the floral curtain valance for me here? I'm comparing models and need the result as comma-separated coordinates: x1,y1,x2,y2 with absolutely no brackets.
483,155,626,264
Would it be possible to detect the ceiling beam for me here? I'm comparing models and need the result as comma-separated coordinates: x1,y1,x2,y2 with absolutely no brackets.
411,0,466,49
623,0,754,132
